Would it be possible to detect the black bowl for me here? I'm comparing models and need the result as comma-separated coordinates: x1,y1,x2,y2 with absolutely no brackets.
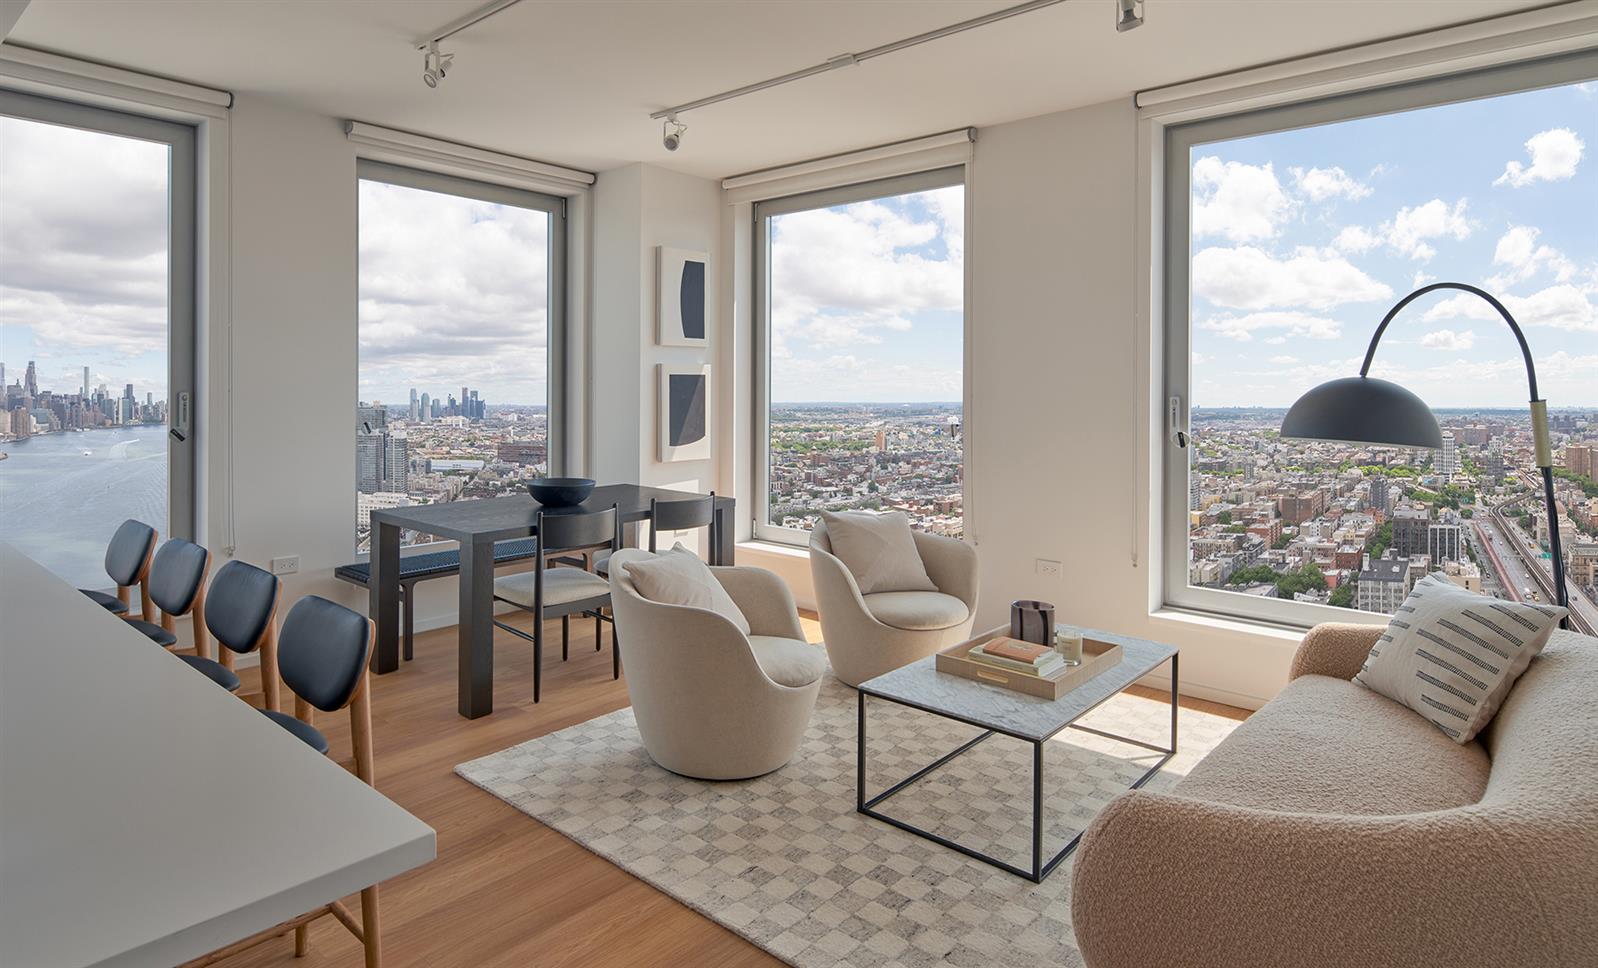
528,477,596,508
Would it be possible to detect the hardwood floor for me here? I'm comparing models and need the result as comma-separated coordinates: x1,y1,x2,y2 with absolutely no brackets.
216,610,1248,967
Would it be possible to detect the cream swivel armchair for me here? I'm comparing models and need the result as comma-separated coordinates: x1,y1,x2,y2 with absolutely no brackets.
608,549,825,780
808,517,978,688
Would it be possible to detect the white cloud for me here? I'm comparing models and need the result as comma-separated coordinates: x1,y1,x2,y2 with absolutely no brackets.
1333,198,1472,263
1486,225,1575,288
1420,329,1475,351
1422,283,1598,333
1332,225,1379,254
1290,165,1372,202
1495,127,1585,187
1384,198,1472,261
1192,245,1392,311
1268,354,1301,364
1191,156,1292,242
1198,311,1343,343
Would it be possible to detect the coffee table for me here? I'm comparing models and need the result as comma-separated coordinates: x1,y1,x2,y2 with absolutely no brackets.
855,626,1178,883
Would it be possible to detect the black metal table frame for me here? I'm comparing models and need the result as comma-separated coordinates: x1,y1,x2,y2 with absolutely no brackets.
856,654,1177,883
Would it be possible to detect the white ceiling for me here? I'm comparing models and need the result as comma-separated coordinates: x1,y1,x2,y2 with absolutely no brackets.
7,0,1552,179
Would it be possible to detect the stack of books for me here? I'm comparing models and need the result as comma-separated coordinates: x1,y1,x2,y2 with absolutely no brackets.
967,637,1067,679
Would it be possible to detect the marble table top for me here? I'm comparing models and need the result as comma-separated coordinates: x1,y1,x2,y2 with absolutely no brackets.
859,626,1178,743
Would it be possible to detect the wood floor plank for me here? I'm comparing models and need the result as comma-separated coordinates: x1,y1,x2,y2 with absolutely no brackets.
208,608,1247,966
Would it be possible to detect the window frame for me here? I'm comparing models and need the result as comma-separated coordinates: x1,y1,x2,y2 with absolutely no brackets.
1161,50,1598,629
354,160,567,552
0,88,198,543
752,165,967,546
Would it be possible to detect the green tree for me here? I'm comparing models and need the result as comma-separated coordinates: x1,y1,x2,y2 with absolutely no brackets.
1216,510,1232,525
1329,584,1355,608
1368,522,1394,560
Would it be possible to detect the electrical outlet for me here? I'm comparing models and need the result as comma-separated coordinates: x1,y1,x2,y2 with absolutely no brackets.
270,555,300,576
1035,558,1062,579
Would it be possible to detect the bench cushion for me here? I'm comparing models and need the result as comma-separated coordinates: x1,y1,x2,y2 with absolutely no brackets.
334,538,540,585
1173,673,1491,816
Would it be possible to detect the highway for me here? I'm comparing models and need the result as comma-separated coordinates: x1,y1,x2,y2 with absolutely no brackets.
1480,479,1597,636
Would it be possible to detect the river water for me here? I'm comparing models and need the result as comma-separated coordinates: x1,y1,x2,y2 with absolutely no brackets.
0,425,167,588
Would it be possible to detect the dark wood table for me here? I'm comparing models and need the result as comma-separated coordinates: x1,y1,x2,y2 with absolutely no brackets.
369,485,735,719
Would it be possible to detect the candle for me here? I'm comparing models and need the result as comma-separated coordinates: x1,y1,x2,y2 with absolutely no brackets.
1054,628,1084,666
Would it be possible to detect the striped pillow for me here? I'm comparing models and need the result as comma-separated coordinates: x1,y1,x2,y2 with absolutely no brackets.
1356,573,1566,744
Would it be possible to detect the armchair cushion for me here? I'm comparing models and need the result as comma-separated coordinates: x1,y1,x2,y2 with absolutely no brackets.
861,591,970,632
622,543,750,635
819,510,936,595
1174,674,1490,815
746,635,828,688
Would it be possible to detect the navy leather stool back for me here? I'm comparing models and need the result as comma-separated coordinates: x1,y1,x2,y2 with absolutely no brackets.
278,595,372,713
149,539,210,616
104,520,157,587
205,560,280,655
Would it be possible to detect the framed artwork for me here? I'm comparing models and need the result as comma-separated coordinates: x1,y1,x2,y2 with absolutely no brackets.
656,246,708,347
657,363,711,462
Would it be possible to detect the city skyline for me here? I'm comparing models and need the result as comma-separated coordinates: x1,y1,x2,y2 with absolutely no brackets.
1,116,173,402
1190,78,1597,409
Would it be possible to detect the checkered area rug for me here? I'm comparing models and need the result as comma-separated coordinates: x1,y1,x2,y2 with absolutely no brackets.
457,666,1240,968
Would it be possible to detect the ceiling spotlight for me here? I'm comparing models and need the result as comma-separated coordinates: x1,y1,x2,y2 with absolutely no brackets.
1116,0,1144,32
422,41,454,88
662,114,687,152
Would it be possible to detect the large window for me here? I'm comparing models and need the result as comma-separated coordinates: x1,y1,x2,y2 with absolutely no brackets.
1165,54,1598,628
755,168,966,545
355,162,563,552
0,91,195,587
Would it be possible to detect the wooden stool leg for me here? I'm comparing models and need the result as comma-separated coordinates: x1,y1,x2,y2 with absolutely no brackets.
293,924,309,957
139,580,153,623
595,611,602,651
532,616,542,704
561,614,569,661
360,885,382,968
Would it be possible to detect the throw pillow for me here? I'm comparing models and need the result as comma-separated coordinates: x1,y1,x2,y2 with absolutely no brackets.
622,543,750,635
820,510,937,595
1356,572,1566,743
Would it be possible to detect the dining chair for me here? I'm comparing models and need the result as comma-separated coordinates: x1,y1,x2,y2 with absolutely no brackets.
126,538,212,659
175,560,282,706
492,505,619,702
591,493,717,654
185,595,383,968
79,519,157,621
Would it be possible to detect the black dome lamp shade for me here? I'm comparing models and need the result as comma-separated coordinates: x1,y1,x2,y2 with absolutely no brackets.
1278,281,1568,624
1281,376,1442,449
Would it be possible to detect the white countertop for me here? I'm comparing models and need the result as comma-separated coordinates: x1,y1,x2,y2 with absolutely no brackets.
0,542,436,968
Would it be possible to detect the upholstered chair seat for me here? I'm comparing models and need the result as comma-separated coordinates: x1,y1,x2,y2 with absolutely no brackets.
860,591,970,631
608,549,823,780
494,568,610,609
808,519,979,687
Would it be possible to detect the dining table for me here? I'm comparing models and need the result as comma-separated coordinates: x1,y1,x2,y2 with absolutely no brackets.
368,484,735,719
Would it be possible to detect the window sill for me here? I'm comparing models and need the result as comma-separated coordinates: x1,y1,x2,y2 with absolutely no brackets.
736,539,810,561
1148,606,1315,645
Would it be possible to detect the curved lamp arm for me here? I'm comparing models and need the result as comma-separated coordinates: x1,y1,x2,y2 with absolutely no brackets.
1356,282,1570,623
1360,282,1540,400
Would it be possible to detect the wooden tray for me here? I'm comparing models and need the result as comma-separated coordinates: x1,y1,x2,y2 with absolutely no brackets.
935,626,1123,700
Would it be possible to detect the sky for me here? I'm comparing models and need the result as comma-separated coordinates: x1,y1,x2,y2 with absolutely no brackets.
769,184,963,403
0,116,171,401
1190,78,1598,409
358,178,550,407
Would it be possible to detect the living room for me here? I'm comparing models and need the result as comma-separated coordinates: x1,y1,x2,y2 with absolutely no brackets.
2,2,1595,967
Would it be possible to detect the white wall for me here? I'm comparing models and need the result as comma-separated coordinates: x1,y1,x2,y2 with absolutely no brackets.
207,94,357,611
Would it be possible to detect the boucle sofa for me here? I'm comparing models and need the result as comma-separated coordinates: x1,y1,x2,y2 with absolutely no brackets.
1071,622,1598,968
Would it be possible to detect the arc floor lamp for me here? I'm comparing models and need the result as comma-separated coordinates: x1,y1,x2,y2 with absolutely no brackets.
1280,281,1569,627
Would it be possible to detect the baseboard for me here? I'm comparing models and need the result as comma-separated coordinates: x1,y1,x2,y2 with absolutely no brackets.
1134,671,1267,712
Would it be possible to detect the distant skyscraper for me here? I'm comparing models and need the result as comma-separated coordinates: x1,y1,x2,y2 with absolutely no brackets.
1428,522,1463,563
83,367,90,398
409,388,419,422
419,393,431,422
24,360,38,397
384,434,409,491
356,431,384,494
1369,475,1389,515
1439,431,1459,477
469,389,480,420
